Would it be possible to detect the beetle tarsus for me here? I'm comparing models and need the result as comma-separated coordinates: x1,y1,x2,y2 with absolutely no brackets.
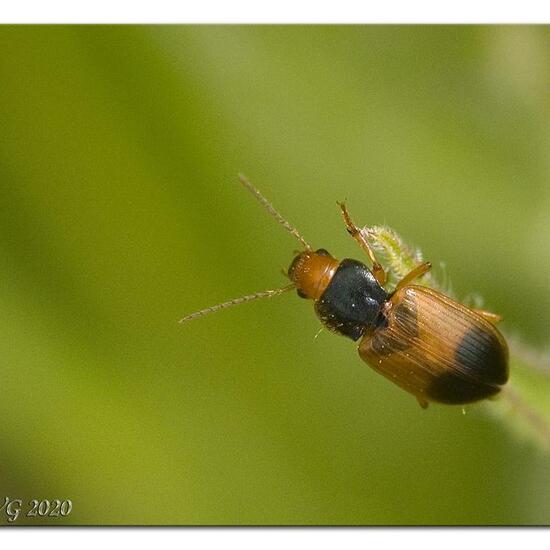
417,396,429,409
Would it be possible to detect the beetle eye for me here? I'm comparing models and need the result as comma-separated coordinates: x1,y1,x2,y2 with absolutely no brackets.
296,288,308,299
288,254,302,277
315,248,331,256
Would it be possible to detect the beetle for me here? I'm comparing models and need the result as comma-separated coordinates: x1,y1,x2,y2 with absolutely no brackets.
180,175,509,408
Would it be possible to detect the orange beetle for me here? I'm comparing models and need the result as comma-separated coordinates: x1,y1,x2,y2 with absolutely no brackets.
180,176,508,408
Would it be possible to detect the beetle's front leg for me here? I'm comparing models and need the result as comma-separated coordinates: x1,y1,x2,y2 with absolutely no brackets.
338,202,387,286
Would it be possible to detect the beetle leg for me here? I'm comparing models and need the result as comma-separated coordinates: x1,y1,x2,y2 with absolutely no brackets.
337,201,387,286
474,309,503,324
394,262,432,293
416,396,429,409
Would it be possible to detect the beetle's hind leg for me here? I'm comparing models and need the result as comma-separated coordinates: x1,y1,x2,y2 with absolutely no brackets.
474,309,503,324
338,202,387,286
416,396,429,409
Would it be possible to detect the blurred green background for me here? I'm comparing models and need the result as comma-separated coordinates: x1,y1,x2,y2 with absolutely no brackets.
1,25,550,525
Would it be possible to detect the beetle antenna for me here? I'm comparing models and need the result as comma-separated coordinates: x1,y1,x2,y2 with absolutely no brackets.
238,173,312,250
178,283,295,324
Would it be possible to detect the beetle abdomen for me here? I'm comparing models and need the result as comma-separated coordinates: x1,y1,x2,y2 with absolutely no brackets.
358,285,509,405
